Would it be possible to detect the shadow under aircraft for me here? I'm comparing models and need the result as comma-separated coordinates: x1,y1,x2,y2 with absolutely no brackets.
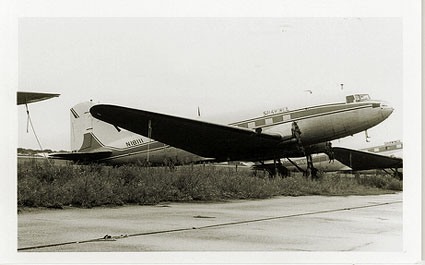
51,93,394,179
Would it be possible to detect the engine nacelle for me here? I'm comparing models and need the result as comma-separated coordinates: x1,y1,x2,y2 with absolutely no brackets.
280,141,333,158
304,142,332,155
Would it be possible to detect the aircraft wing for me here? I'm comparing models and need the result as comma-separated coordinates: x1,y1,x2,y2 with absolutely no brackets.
90,104,285,161
17,91,60,105
332,147,403,170
49,151,112,162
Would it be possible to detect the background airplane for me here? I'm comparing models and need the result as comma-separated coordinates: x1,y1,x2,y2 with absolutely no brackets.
17,91,61,155
51,93,393,178
331,141,403,178
257,140,403,178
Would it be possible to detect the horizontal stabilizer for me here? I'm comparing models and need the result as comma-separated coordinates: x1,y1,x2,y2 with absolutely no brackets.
49,151,112,162
332,147,402,170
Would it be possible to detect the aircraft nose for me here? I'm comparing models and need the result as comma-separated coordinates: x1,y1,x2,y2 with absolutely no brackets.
380,102,394,119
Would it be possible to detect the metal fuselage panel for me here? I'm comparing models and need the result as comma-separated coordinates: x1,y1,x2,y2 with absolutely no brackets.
233,101,389,146
295,103,385,145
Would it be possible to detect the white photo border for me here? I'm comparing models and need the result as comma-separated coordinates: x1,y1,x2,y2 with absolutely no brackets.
1,0,422,264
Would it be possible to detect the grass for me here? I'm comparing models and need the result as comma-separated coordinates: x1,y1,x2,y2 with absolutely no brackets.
17,159,402,208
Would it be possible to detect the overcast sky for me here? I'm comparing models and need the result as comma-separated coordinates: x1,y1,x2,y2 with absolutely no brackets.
18,17,402,151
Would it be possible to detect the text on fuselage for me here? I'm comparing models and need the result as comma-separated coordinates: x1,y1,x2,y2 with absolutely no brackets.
263,107,289,116
126,138,144,147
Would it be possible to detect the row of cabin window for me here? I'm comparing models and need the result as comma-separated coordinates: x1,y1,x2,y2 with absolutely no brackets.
236,115,290,128
367,144,403,153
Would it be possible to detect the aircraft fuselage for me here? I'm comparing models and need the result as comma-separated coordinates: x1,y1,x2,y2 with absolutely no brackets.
63,94,393,165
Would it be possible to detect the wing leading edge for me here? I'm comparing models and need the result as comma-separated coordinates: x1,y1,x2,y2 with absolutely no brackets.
17,91,60,105
332,147,403,171
90,104,288,161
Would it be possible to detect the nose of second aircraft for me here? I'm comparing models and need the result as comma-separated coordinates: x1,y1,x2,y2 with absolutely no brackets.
380,102,394,119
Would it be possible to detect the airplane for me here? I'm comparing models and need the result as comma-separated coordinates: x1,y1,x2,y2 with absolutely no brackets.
50,93,394,178
258,140,403,179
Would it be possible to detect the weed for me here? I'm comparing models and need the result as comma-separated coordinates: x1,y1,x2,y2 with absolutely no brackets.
17,161,402,208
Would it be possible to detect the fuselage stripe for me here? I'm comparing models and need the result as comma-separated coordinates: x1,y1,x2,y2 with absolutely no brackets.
252,105,371,129
229,102,371,125
99,146,169,161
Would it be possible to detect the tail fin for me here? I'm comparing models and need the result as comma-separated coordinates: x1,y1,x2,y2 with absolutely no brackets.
70,101,99,152
70,101,144,152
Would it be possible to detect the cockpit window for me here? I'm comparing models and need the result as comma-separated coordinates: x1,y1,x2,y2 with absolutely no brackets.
359,94,370,101
346,94,371,103
346,95,355,103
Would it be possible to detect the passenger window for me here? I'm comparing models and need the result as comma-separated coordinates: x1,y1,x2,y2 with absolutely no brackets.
255,119,266,126
272,116,283,123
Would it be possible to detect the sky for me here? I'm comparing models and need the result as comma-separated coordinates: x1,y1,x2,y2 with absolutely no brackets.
17,17,402,151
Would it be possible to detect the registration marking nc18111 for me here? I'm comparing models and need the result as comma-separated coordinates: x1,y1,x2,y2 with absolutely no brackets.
125,138,144,147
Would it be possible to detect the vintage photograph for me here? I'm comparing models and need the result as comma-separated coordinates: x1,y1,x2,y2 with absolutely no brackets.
16,17,405,254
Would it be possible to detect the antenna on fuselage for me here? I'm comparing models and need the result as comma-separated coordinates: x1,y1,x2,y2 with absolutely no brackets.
147,119,152,163
340,84,344,90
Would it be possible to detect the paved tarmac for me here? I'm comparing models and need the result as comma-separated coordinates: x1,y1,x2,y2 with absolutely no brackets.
18,192,402,252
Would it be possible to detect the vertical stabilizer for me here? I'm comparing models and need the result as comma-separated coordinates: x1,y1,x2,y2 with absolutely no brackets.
70,101,147,152
70,101,97,152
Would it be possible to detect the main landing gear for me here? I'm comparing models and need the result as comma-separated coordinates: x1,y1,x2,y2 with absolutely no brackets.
305,154,319,179
383,168,403,180
291,121,320,180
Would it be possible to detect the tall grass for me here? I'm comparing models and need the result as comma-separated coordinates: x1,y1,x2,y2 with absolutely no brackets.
17,159,402,208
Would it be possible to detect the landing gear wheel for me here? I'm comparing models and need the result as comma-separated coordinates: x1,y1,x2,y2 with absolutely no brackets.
304,154,319,180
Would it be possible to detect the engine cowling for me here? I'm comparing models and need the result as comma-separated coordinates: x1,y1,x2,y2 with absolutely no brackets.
279,141,333,158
